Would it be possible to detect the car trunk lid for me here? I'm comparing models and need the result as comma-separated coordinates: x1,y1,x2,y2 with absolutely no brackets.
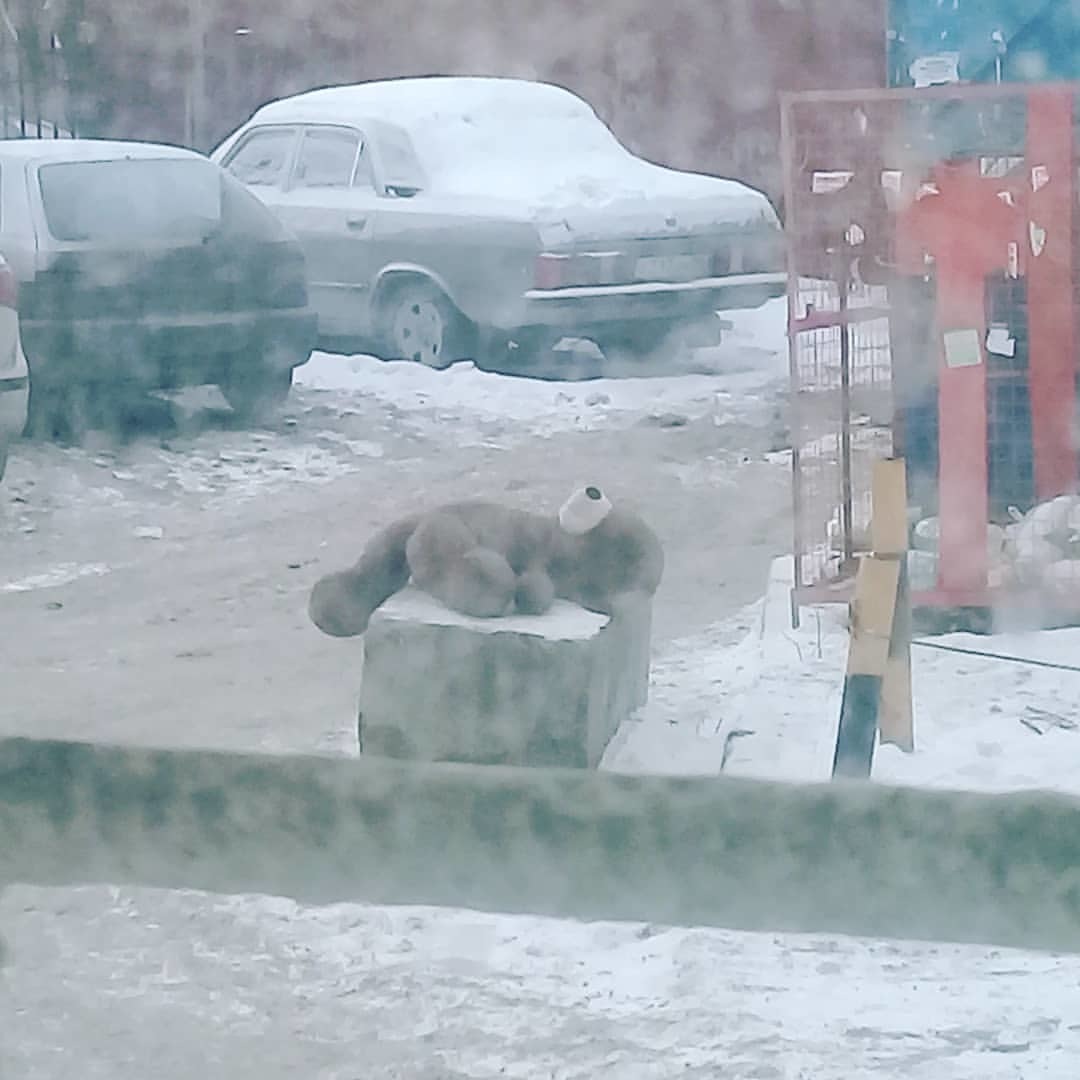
520,165,783,289
532,218,784,291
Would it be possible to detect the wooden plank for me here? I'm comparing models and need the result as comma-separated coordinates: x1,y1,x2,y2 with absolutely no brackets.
832,555,900,779
879,562,915,752
4,736,1080,954
873,457,915,752
846,555,901,677
870,458,909,557
834,453,914,772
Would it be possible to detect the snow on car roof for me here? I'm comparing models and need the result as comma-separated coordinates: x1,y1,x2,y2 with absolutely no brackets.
251,76,601,129
0,138,206,164
247,77,775,226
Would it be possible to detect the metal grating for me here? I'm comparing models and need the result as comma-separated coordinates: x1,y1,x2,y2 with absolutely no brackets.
789,280,894,594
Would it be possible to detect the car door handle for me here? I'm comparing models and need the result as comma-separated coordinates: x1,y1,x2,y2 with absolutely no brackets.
346,216,368,231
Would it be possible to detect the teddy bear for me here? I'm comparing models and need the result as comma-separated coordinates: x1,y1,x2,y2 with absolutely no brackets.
308,485,664,637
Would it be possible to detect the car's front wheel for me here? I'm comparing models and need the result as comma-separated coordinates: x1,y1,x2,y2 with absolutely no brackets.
375,280,475,368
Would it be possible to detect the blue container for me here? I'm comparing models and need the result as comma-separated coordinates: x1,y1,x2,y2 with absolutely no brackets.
889,0,1080,87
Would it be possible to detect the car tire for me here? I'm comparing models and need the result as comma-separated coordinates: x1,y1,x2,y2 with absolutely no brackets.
25,374,96,446
376,280,475,368
221,362,294,424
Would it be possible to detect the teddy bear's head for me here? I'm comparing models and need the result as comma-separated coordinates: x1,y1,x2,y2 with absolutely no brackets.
549,488,664,613
558,485,613,535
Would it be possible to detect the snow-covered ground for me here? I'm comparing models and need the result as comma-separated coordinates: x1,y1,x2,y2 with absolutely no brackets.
292,296,788,446
4,297,1080,1078
612,554,1080,797
6,883,1077,1079
2,298,787,550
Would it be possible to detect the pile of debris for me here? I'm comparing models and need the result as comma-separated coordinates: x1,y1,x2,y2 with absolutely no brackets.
909,494,1080,603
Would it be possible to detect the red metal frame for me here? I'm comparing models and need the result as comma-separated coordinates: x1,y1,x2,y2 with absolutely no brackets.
1027,89,1077,501
783,83,1080,620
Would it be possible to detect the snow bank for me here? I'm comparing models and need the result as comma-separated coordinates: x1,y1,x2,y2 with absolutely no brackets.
295,352,727,439
612,555,1080,797
293,298,788,443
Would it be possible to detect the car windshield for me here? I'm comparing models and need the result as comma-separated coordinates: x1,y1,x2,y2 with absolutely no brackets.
38,157,223,241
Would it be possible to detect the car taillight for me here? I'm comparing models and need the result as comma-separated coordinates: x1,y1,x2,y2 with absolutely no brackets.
535,252,571,289
0,262,18,309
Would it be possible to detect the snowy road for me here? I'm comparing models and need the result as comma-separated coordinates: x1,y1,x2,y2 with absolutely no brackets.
0,329,790,755
3,301,1078,1077
5,883,1078,1079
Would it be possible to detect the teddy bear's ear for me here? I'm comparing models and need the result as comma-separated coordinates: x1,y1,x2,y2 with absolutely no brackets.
559,485,613,535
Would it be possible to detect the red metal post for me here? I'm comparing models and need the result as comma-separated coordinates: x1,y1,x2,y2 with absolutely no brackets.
932,165,992,595
1026,89,1077,500
896,162,1018,595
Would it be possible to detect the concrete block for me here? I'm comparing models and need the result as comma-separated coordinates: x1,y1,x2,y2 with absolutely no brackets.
357,588,652,768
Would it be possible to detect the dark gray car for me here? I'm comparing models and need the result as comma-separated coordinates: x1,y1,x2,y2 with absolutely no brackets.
0,139,318,439
211,77,786,372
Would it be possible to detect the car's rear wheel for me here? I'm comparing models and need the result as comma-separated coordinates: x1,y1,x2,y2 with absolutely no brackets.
376,280,475,368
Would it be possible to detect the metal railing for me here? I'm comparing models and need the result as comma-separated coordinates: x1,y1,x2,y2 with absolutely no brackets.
0,4,76,140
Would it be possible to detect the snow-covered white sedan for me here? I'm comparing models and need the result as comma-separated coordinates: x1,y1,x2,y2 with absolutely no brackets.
0,253,29,482
212,76,786,371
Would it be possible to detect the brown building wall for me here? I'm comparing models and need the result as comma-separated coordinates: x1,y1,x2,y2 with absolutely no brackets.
76,0,886,210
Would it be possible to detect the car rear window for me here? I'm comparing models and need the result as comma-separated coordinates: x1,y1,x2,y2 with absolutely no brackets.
37,157,224,242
